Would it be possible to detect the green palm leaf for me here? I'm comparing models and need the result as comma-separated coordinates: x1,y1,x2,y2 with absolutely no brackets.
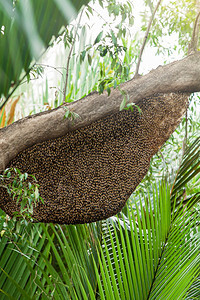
171,137,200,205
0,0,89,101
185,275,200,299
0,223,51,299
94,184,200,300
1,180,199,299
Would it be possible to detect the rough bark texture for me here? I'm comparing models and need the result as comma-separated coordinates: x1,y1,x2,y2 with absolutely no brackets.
0,52,199,224
0,52,200,172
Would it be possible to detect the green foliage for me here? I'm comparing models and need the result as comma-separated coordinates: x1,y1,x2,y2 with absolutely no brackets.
92,31,131,93
0,223,51,299
119,88,142,114
0,0,89,99
0,168,43,222
171,137,200,204
0,179,199,298
142,0,196,57
63,107,79,121
0,0,200,299
75,1,135,94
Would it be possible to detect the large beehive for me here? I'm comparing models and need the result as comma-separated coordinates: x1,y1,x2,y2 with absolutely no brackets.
0,92,189,224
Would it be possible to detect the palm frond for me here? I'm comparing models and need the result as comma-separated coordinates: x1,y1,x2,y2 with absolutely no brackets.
0,223,49,299
1,180,199,299
171,136,200,207
0,0,89,101
185,275,200,299
92,183,200,300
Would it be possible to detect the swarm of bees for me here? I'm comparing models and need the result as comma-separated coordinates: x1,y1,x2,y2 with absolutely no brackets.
0,93,188,224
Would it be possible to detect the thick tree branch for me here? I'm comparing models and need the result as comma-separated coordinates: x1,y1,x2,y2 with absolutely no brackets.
0,52,200,172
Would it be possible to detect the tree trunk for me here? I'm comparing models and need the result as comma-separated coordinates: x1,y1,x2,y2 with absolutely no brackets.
0,52,199,224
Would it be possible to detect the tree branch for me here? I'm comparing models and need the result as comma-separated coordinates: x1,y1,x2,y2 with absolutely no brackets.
1,52,200,172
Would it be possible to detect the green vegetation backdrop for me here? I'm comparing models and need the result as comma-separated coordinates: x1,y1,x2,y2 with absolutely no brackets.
0,0,200,299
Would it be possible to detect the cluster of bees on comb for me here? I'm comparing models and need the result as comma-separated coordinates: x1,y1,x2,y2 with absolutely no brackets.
0,93,189,224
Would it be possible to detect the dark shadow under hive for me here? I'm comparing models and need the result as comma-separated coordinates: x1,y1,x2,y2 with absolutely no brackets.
0,93,189,224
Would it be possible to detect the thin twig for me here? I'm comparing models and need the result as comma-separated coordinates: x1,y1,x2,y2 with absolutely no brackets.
134,0,162,77
35,63,64,76
87,4,113,32
188,11,200,54
63,8,84,103
182,109,188,156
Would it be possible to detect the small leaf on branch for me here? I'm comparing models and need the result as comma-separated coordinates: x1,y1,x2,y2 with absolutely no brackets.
125,103,142,114
120,97,127,111
63,107,79,121
107,87,111,96
94,31,103,45
88,54,92,65
111,30,117,46
80,50,86,63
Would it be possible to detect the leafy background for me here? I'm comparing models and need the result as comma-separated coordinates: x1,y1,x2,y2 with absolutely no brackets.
0,0,200,299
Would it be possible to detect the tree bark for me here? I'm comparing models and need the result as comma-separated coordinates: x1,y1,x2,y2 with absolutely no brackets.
0,52,200,172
